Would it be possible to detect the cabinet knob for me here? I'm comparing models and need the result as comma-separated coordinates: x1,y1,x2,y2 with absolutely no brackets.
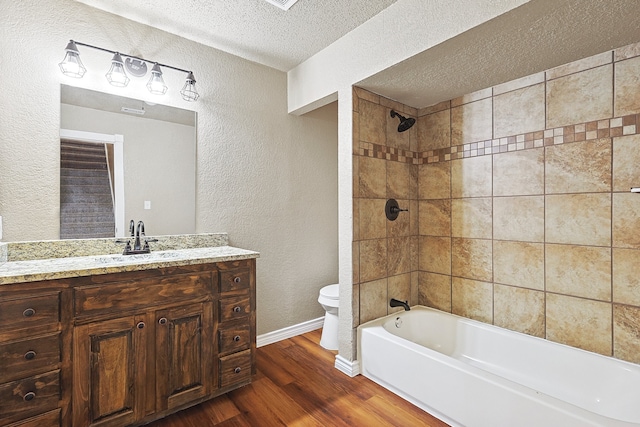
137,322,145,329
23,392,36,402
22,308,36,317
158,317,167,325
234,367,242,374
233,276,241,283
24,351,36,360
233,306,242,313
233,335,241,342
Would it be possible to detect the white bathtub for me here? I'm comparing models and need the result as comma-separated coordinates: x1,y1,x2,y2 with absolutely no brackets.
358,306,640,427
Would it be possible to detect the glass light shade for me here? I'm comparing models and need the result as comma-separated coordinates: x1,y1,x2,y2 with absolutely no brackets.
147,63,168,95
105,53,130,87
180,72,199,102
59,41,86,78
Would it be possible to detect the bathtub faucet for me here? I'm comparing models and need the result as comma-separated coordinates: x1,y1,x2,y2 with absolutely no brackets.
390,298,410,311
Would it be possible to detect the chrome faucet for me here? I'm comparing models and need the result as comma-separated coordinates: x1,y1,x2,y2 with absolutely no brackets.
116,220,157,255
133,221,145,251
390,298,410,311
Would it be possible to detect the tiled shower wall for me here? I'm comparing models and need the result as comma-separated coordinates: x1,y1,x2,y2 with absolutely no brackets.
353,41,640,364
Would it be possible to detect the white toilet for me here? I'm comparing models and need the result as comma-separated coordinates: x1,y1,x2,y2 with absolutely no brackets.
318,284,339,350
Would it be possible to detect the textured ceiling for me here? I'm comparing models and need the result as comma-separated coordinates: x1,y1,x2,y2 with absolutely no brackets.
359,0,640,109
71,0,398,71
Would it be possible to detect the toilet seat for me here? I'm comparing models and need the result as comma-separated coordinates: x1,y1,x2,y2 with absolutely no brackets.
319,284,339,300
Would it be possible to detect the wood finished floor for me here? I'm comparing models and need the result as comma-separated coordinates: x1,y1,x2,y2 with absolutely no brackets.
149,329,449,426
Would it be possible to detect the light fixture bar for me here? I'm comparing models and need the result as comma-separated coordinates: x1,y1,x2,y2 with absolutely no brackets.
72,40,191,74
60,40,200,101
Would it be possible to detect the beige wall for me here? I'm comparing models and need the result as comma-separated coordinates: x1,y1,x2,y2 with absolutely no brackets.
354,42,640,363
0,0,338,335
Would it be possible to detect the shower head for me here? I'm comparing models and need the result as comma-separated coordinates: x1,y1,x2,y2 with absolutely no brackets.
390,110,416,132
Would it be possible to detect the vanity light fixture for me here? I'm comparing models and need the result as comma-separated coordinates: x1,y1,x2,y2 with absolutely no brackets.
58,40,199,102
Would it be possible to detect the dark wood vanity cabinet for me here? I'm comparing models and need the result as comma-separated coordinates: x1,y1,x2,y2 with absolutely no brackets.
0,258,256,427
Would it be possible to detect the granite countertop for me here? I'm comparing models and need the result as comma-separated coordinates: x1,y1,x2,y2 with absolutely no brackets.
0,234,259,286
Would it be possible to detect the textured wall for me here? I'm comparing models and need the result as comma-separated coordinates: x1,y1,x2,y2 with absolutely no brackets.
355,42,640,363
0,0,338,335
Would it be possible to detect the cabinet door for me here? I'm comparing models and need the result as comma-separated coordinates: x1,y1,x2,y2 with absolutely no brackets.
73,316,147,427
155,302,212,411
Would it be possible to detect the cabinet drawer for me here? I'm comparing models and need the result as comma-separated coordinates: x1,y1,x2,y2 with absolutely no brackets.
74,272,211,316
5,409,60,427
219,296,250,322
0,293,60,330
219,325,250,355
0,334,61,383
219,350,251,388
220,268,250,293
0,370,60,427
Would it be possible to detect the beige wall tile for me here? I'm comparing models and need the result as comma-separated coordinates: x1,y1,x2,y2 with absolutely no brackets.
451,156,492,198
494,83,545,139
547,65,613,129
451,277,493,323
614,304,640,364
493,241,544,290
451,198,492,239
419,236,451,275
493,148,544,196
545,193,611,246
353,198,359,241
353,242,360,284
493,196,544,242
359,99,386,144
411,272,419,306
451,238,492,282
359,198,386,240
546,51,612,80
419,162,451,200
613,248,640,306
545,244,612,301
387,198,411,237
418,272,451,312
546,294,612,355
409,165,418,200
386,108,411,151
354,87,380,104
419,100,451,116
451,98,493,145
353,155,359,197
451,87,492,107
419,200,451,236
615,56,640,117
387,160,412,200
409,199,419,236
494,285,545,337
613,193,640,248
388,237,411,276
493,72,545,96
545,139,612,194
359,278,388,324
352,112,360,154
410,236,419,271
614,41,640,61
388,273,411,313
418,109,451,151
359,156,387,198
613,135,640,192
360,238,387,282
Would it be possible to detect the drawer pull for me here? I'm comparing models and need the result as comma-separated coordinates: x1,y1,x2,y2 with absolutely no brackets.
234,367,242,374
23,308,36,317
233,306,242,313
233,276,242,283
137,322,145,329
158,317,167,325
233,335,241,342
23,392,36,402
24,351,37,360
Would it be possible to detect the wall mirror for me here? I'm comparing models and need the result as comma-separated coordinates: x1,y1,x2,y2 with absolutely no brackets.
60,84,196,238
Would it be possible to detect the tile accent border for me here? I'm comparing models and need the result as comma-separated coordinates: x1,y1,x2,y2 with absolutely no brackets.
358,113,639,165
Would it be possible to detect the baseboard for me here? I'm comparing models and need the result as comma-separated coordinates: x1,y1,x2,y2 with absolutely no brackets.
256,316,324,347
334,354,360,377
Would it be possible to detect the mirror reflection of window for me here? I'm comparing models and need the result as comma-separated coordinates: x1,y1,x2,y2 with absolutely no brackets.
60,85,197,238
